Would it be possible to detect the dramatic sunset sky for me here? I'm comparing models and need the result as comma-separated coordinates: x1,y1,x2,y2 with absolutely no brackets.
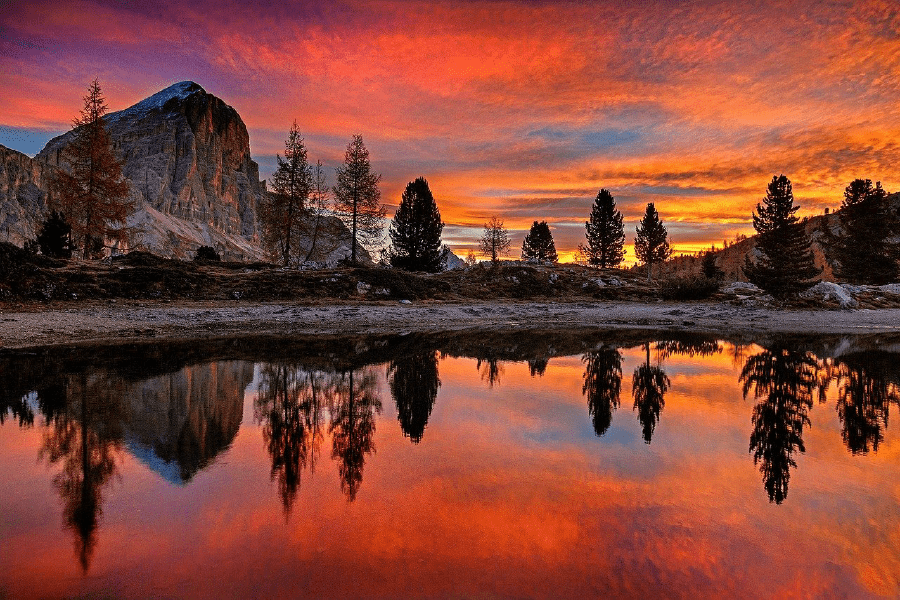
1,0,898,260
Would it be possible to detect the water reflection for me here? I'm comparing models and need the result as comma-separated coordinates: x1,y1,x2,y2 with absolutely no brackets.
388,351,440,443
632,342,670,444
2,331,900,595
582,345,622,437
741,348,820,504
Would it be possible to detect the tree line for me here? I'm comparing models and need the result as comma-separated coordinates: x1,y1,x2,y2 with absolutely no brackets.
33,80,900,293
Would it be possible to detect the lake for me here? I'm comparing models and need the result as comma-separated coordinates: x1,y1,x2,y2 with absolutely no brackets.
1,330,898,598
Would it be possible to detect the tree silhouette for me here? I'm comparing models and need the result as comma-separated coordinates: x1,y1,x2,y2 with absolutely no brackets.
256,365,327,514
39,372,125,572
333,135,385,265
527,357,549,377
330,369,381,501
583,346,623,437
655,338,722,360
389,177,445,272
477,357,504,387
262,121,312,266
49,79,131,259
741,347,820,503
631,343,669,443
634,203,671,282
743,175,821,298
521,220,558,263
832,353,899,455
388,351,441,443
585,189,625,268
479,216,510,263
828,179,899,284
37,211,73,259
701,250,723,280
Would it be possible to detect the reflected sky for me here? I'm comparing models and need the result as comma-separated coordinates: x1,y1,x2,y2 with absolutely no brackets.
1,332,898,598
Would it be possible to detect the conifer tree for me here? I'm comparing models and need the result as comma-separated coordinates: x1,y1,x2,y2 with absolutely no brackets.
389,177,444,272
37,211,73,259
49,79,131,259
829,179,898,284
521,220,558,263
333,135,385,265
701,250,724,280
743,175,821,298
585,188,625,268
262,121,312,266
634,203,671,281
479,216,510,263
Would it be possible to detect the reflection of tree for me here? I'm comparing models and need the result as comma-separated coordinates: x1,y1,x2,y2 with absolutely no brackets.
1,393,34,427
632,343,669,444
655,339,722,360
39,373,125,573
832,353,900,455
582,346,622,437
388,351,440,443
330,369,381,501
477,358,503,388
741,348,820,504
256,365,328,514
527,357,549,377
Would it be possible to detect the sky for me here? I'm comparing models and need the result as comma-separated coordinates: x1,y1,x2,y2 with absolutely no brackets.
1,0,899,260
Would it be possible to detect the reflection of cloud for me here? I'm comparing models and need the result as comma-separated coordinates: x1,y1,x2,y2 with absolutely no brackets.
1,0,898,255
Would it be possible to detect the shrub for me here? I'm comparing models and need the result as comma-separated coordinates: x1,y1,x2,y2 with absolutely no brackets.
659,275,720,300
194,245,221,262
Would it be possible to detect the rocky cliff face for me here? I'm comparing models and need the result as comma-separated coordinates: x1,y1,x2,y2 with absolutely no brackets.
37,82,266,260
0,81,365,264
0,144,53,247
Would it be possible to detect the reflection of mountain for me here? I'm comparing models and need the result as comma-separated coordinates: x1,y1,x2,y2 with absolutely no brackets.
123,361,253,484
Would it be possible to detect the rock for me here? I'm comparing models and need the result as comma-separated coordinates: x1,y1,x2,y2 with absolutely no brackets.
0,81,367,265
440,246,465,271
800,281,858,308
723,281,763,295
356,281,371,295
399,299,411,305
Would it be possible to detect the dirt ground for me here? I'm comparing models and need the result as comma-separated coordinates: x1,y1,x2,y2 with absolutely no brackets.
3,298,900,350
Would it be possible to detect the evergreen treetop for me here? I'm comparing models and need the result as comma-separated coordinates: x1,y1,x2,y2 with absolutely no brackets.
829,179,898,284
585,189,625,268
521,220,558,263
743,175,821,297
634,203,671,281
389,177,444,272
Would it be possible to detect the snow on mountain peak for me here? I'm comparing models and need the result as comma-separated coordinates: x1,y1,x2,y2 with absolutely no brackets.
107,81,205,122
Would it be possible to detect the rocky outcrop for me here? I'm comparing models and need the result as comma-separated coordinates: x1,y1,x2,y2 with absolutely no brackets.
1,82,366,264
0,144,53,247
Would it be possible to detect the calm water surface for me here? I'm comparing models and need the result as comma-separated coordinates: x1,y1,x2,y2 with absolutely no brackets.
1,331,898,598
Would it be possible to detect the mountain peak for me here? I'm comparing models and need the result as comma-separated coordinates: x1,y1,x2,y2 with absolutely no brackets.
107,81,206,123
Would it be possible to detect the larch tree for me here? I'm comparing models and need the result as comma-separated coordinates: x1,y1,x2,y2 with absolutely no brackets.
742,175,821,298
829,179,898,284
389,177,444,272
585,188,625,268
49,79,131,259
479,216,511,263
302,160,330,263
521,220,558,263
262,121,312,266
333,135,386,265
634,203,671,281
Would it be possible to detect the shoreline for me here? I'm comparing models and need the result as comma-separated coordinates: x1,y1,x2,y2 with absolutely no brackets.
3,299,900,350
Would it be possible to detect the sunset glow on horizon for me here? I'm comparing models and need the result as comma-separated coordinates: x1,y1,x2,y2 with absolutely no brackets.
2,0,898,259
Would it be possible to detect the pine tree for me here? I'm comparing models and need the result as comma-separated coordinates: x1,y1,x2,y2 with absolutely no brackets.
36,211,73,259
701,250,723,280
389,177,444,272
634,203,671,281
302,160,330,263
829,179,898,284
262,121,312,266
743,175,821,298
49,79,131,259
479,216,510,263
333,135,385,265
585,188,625,268
521,220,558,263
